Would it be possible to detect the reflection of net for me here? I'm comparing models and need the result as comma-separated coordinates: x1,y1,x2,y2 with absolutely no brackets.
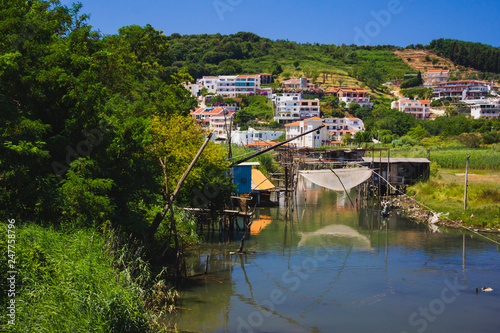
299,168,373,191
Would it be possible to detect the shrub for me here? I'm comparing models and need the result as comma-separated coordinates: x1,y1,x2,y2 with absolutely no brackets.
430,162,440,178
457,133,481,148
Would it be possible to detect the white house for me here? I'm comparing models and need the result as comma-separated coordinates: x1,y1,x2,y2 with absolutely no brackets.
423,69,450,87
284,117,365,148
231,127,285,146
285,117,325,148
391,99,431,119
273,93,320,124
434,80,491,101
325,87,373,108
197,76,218,94
190,107,228,125
183,82,203,97
470,103,500,119
209,113,236,139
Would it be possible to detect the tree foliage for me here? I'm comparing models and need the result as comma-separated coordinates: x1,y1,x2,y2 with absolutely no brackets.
430,38,500,74
0,0,229,233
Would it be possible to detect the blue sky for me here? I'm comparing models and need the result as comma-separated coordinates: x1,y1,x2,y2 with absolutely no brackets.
70,0,500,47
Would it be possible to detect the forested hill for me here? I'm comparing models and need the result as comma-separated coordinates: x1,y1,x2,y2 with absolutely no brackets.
165,32,500,89
429,38,500,74
165,32,413,90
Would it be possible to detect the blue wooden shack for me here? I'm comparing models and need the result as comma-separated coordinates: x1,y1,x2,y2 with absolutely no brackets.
232,162,260,194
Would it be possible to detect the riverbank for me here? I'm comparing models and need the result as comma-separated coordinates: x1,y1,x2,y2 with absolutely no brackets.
389,168,500,231
0,223,174,332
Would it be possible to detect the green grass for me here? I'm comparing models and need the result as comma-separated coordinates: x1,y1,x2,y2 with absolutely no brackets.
407,169,500,228
1,224,172,332
368,146,500,171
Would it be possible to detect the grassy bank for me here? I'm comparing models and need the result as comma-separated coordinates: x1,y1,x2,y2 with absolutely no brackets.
1,223,174,332
407,168,500,228
365,145,500,171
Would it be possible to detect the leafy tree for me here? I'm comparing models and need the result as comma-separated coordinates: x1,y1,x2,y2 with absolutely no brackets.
457,133,481,148
407,124,430,140
341,133,352,145
349,102,361,112
234,108,253,126
148,114,232,209
354,107,372,119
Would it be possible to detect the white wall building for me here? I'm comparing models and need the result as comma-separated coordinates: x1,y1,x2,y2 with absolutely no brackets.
197,76,218,94
391,99,431,119
183,82,203,97
285,117,365,148
273,93,320,124
209,113,236,139
196,75,261,98
326,87,373,108
231,127,285,146
470,103,500,119
423,69,450,87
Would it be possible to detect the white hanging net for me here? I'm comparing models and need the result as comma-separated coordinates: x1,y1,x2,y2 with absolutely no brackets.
299,168,373,191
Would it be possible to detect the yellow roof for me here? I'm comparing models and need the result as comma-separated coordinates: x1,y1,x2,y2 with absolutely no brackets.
250,215,272,235
251,168,275,191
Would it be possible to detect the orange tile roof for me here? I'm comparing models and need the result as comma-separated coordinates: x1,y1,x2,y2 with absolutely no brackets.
305,117,323,121
259,73,272,75
427,70,449,73
285,121,302,126
190,107,225,115
247,141,277,146
347,117,360,121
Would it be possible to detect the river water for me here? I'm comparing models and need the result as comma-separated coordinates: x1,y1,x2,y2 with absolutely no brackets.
170,180,500,333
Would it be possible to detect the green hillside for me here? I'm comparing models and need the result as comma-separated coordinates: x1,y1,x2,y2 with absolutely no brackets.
166,32,414,91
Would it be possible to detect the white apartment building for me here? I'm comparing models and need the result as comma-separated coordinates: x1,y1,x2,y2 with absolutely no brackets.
391,99,431,119
197,76,218,94
423,69,450,86
196,75,261,98
183,82,203,97
273,93,320,124
470,103,500,119
285,117,365,148
209,113,236,139
434,80,491,101
231,127,284,146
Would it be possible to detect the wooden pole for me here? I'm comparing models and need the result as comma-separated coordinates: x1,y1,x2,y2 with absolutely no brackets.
379,150,382,202
148,133,213,239
387,148,390,198
464,155,470,211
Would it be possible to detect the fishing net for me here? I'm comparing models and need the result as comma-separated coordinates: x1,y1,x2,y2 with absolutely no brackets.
299,168,373,191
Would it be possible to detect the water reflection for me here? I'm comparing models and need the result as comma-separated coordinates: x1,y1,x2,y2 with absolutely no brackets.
171,181,500,333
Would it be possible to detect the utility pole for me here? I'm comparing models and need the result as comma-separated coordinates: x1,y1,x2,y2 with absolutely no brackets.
464,155,470,211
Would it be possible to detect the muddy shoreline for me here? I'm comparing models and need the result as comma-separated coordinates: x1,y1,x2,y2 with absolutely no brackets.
387,196,486,231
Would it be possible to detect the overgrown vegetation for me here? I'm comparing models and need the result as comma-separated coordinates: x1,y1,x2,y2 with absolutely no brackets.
0,223,177,332
407,168,500,228
0,1,232,330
